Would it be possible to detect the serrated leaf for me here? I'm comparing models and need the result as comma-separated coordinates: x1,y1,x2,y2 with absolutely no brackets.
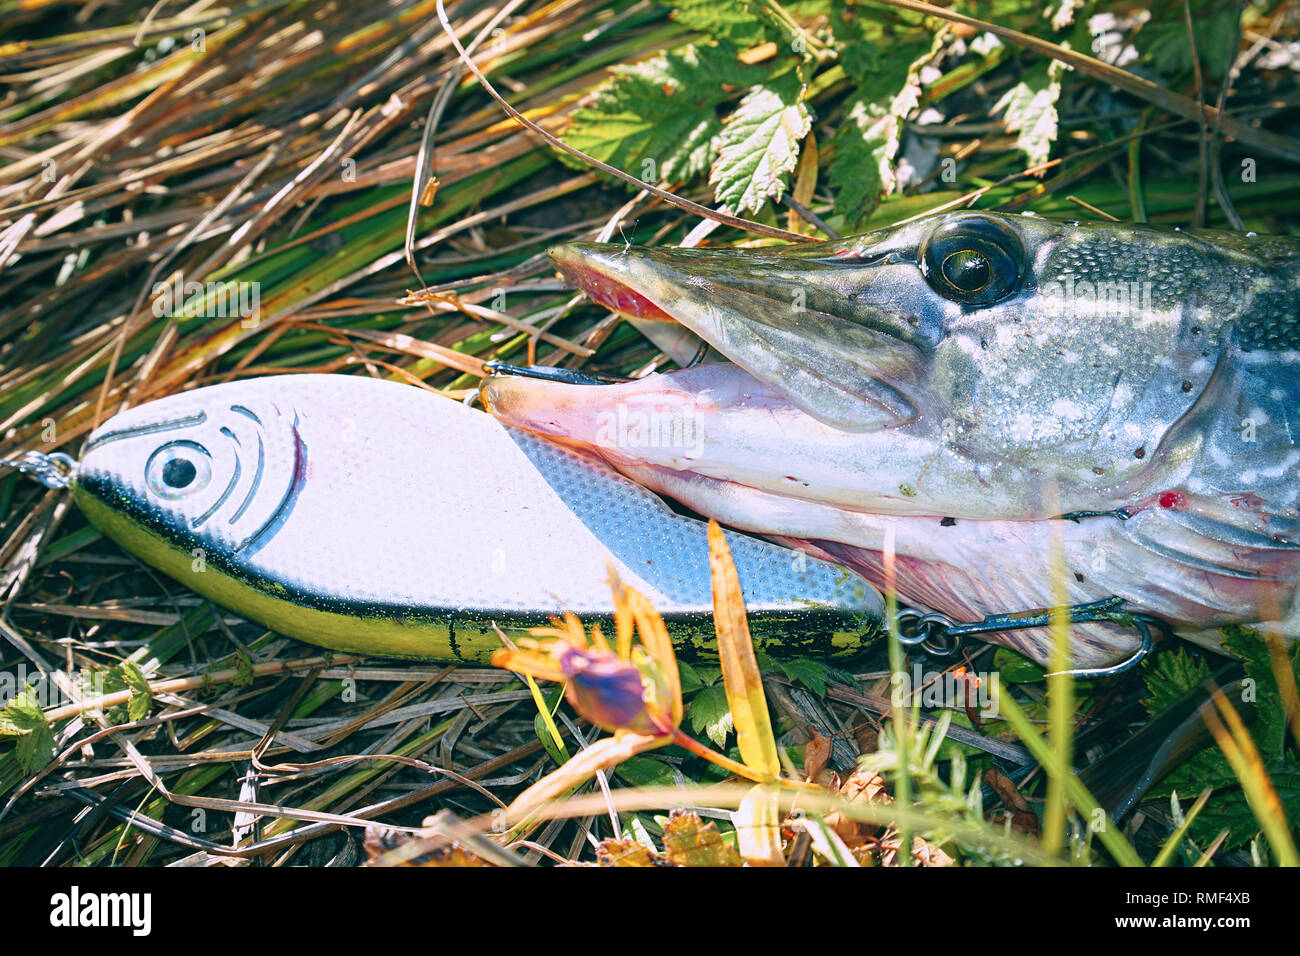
711,70,811,215
1225,627,1300,762
1138,4,1237,82
0,689,54,774
1148,628,1300,850
827,35,929,228
668,0,772,47
776,657,831,696
677,659,707,694
830,0,887,81
688,683,734,747
661,808,743,866
121,660,152,722
1142,647,1212,715
563,42,769,186
992,61,1064,168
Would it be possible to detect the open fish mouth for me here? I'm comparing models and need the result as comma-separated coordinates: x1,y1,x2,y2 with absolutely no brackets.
482,212,1300,668
546,238,931,432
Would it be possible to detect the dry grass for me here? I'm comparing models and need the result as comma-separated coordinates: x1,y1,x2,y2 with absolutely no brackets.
1,0,1298,865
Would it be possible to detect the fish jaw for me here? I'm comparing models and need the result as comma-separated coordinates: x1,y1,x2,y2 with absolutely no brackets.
548,240,933,432
480,363,1027,519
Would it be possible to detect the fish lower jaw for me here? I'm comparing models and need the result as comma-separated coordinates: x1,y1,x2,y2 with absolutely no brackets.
603,459,1300,668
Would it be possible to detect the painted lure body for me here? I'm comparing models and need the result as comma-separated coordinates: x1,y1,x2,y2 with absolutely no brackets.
483,211,1300,669
72,374,881,663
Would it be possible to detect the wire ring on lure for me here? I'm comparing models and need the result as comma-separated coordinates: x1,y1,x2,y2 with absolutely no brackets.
0,450,77,489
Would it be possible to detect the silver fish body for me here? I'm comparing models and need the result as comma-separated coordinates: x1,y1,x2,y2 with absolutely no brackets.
483,211,1300,668
72,374,882,662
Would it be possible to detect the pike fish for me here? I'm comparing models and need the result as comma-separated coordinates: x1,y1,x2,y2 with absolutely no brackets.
71,374,881,662
482,211,1300,670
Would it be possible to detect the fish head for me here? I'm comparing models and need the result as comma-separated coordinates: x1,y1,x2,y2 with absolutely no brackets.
74,390,304,558
488,211,1283,518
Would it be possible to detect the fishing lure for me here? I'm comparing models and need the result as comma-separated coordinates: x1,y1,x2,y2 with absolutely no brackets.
42,374,884,664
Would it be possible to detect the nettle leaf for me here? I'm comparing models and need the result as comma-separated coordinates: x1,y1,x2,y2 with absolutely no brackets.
829,97,893,228
121,660,152,723
711,69,811,214
1138,4,1238,82
563,42,769,186
0,689,54,774
775,658,837,696
992,60,1065,169
1148,628,1300,850
1142,647,1212,716
1224,627,1300,762
830,0,888,82
827,33,931,228
688,683,734,747
668,0,772,48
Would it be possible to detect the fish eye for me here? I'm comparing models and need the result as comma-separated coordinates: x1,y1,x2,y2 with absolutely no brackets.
920,216,1024,305
145,441,212,500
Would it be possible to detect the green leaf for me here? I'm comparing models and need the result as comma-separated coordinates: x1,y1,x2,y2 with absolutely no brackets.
1225,627,1300,762
775,657,833,696
1147,628,1300,850
688,683,734,747
1142,647,1212,716
613,755,683,788
534,711,568,765
830,0,888,81
232,649,254,688
563,42,770,186
827,33,930,229
992,60,1064,168
993,647,1048,684
711,69,811,214
121,660,152,722
0,689,54,774
1137,3,1238,82
677,660,707,694
668,0,772,47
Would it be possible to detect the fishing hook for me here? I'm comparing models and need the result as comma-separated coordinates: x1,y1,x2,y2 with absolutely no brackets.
894,596,1167,678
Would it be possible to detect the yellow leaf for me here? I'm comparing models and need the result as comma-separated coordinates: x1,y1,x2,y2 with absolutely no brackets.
625,586,682,726
1205,688,1300,866
708,520,780,779
608,565,635,661
735,785,785,866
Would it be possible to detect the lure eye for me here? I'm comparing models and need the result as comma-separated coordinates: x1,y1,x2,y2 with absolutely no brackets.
921,215,1025,305
145,442,212,500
